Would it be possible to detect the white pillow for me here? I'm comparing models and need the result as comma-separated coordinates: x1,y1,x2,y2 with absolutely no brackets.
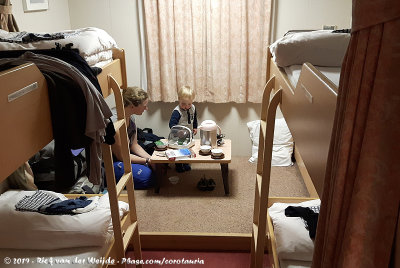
270,30,350,67
0,190,129,250
268,199,320,261
247,118,293,166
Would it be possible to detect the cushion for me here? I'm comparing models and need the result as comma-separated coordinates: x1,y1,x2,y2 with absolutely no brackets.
0,190,129,250
247,118,293,166
270,30,350,67
268,199,320,261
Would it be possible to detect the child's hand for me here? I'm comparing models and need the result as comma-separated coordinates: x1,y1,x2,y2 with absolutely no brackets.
193,129,198,135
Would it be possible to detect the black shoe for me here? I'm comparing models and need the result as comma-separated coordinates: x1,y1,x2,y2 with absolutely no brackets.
207,179,216,191
175,164,185,173
197,177,208,191
183,163,191,171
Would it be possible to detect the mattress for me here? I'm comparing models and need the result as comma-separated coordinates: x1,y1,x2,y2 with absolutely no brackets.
0,243,109,268
283,65,341,88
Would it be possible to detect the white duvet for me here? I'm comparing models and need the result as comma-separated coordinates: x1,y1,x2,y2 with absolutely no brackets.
0,190,129,250
0,27,118,66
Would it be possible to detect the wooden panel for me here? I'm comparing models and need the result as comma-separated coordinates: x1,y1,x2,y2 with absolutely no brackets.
0,63,52,181
97,59,123,97
280,63,337,197
97,48,127,97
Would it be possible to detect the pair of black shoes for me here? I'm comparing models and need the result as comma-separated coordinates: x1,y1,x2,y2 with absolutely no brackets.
197,176,216,191
175,163,191,173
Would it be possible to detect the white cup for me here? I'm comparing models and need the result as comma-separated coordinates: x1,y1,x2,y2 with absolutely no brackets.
211,148,223,156
200,145,211,153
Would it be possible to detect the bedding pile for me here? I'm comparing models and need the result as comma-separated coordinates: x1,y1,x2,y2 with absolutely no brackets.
0,190,129,250
0,27,118,67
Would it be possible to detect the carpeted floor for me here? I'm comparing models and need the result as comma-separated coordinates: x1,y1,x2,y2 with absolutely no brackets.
134,156,308,233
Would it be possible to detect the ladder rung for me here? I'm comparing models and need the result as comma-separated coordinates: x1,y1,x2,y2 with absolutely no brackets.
252,223,259,249
116,172,132,196
256,174,262,197
114,119,125,131
123,221,138,250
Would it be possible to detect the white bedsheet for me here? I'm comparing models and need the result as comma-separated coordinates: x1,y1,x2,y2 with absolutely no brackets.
284,65,341,88
0,190,129,250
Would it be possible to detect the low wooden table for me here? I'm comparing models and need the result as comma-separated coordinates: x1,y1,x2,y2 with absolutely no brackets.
150,139,232,195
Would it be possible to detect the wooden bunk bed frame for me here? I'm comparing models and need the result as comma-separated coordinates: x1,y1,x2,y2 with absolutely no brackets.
0,48,142,268
250,51,339,267
268,49,338,198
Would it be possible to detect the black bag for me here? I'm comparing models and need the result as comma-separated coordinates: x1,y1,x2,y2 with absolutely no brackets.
29,140,86,191
137,128,164,155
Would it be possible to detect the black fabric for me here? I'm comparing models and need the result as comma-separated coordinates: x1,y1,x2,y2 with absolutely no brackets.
0,32,66,43
285,206,319,239
43,71,91,192
332,29,351,33
137,128,164,155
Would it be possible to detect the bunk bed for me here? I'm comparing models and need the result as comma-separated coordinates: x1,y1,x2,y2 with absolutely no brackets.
267,29,348,197
0,29,142,267
250,30,348,268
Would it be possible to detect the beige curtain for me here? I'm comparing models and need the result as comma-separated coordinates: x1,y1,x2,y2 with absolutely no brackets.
143,0,271,103
0,0,19,32
312,0,400,267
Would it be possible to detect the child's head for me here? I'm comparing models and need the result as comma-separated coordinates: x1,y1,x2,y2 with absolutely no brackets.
178,86,195,110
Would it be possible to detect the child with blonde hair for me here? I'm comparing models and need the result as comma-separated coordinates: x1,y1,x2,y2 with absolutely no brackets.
169,85,198,172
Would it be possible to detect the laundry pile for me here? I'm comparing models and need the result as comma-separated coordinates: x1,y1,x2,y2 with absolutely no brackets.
15,190,99,215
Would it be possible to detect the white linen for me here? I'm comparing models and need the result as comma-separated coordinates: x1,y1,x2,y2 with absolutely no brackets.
247,118,293,166
92,58,113,68
268,199,320,261
84,49,113,66
0,27,117,66
270,30,350,67
0,190,129,250
284,65,341,88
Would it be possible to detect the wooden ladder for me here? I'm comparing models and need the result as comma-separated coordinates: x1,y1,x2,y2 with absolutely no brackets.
250,76,282,268
101,75,142,267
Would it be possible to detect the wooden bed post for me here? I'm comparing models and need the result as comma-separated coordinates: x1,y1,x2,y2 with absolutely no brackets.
250,76,282,268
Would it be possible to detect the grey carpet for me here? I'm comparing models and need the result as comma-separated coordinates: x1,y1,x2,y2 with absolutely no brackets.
134,156,308,233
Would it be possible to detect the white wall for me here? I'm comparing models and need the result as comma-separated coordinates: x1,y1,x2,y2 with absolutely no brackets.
10,0,71,32
68,0,141,88
272,0,352,41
